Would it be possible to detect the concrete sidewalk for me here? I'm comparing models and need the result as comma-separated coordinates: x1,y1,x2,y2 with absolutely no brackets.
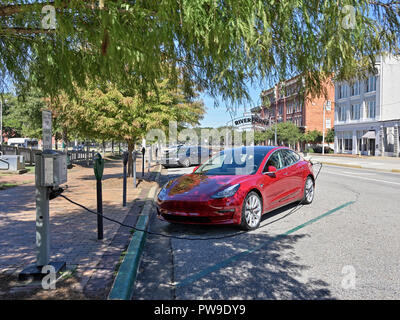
302,153,400,173
0,156,161,299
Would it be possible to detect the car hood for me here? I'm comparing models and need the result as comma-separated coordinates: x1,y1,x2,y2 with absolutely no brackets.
162,174,245,200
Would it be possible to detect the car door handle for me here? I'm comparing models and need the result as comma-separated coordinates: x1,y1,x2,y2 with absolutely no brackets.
283,172,288,175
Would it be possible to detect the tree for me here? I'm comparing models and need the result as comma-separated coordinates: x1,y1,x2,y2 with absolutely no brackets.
49,79,205,175
304,130,323,145
1,1,400,103
2,88,45,139
326,128,335,144
275,122,303,147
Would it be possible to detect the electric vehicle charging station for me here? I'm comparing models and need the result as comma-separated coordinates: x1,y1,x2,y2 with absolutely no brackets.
19,110,67,281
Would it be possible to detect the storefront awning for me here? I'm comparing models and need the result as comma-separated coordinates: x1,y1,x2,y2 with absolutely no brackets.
362,131,376,139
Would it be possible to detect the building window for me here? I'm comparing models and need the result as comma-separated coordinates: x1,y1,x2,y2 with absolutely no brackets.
286,102,293,114
350,104,361,120
366,76,376,92
337,105,346,122
294,100,302,112
326,118,331,129
351,81,360,96
339,84,348,99
367,100,376,118
344,139,353,151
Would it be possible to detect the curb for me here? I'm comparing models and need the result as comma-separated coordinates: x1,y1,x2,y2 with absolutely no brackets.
319,161,400,173
108,165,161,300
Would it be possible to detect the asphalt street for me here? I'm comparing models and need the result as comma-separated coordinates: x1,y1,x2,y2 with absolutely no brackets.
133,164,400,300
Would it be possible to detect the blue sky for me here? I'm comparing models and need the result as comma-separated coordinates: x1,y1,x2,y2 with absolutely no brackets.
199,82,265,128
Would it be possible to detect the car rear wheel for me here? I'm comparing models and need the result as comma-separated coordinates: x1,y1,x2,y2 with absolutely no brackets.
181,158,190,167
240,191,262,230
303,176,314,204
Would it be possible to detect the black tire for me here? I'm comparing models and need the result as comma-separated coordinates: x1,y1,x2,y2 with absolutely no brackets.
240,191,263,230
302,176,314,204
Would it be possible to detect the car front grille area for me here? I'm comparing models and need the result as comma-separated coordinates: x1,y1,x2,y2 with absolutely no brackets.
161,213,212,223
160,211,234,224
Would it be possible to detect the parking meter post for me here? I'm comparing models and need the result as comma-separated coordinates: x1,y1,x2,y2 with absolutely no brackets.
132,151,137,189
141,147,145,177
96,179,103,240
122,152,128,207
94,153,105,240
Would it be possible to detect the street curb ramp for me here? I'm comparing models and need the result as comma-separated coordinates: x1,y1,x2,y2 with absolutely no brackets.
108,167,161,300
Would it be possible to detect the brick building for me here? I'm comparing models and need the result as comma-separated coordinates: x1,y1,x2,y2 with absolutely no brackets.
252,75,335,140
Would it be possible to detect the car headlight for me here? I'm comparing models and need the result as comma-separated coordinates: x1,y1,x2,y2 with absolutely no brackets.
211,184,240,199
157,181,171,200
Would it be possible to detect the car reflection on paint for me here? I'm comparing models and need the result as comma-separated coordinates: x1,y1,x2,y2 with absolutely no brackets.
156,146,315,230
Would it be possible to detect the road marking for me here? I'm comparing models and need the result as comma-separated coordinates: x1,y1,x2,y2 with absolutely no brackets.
342,171,375,176
174,201,355,288
323,171,400,186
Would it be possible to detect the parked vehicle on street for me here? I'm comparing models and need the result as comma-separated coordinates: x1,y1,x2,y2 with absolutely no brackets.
7,138,39,149
157,146,315,230
161,145,212,168
72,145,85,151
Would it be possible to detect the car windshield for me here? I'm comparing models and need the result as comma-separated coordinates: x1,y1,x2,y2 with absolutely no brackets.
195,147,270,175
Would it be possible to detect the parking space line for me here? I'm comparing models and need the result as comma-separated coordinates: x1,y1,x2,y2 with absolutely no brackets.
174,200,355,288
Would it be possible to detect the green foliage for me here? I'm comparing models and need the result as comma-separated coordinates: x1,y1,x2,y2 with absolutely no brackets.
304,129,323,144
1,1,400,103
49,79,205,144
326,128,335,143
274,122,303,145
2,88,45,139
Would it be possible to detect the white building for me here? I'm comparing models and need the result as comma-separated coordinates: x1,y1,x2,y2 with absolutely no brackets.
334,55,400,157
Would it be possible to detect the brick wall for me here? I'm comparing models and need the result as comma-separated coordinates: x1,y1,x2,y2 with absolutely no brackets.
304,78,335,133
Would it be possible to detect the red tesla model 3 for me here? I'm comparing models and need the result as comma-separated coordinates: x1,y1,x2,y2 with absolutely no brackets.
156,146,315,230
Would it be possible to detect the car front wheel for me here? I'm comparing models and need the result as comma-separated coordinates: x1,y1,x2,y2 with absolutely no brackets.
240,191,262,230
303,176,314,204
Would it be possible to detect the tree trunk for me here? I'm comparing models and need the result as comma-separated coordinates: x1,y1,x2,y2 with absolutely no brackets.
62,127,68,153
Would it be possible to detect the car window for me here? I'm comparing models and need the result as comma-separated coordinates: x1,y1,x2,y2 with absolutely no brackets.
196,147,269,175
263,150,283,172
281,149,300,167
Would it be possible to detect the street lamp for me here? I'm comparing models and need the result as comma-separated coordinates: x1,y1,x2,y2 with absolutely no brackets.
274,115,282,146
322,100,331,155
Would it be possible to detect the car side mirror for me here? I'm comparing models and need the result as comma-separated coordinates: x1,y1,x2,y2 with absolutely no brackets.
264,165,277,175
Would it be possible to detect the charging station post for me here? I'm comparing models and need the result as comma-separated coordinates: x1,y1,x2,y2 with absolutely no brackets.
19,110,67,281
